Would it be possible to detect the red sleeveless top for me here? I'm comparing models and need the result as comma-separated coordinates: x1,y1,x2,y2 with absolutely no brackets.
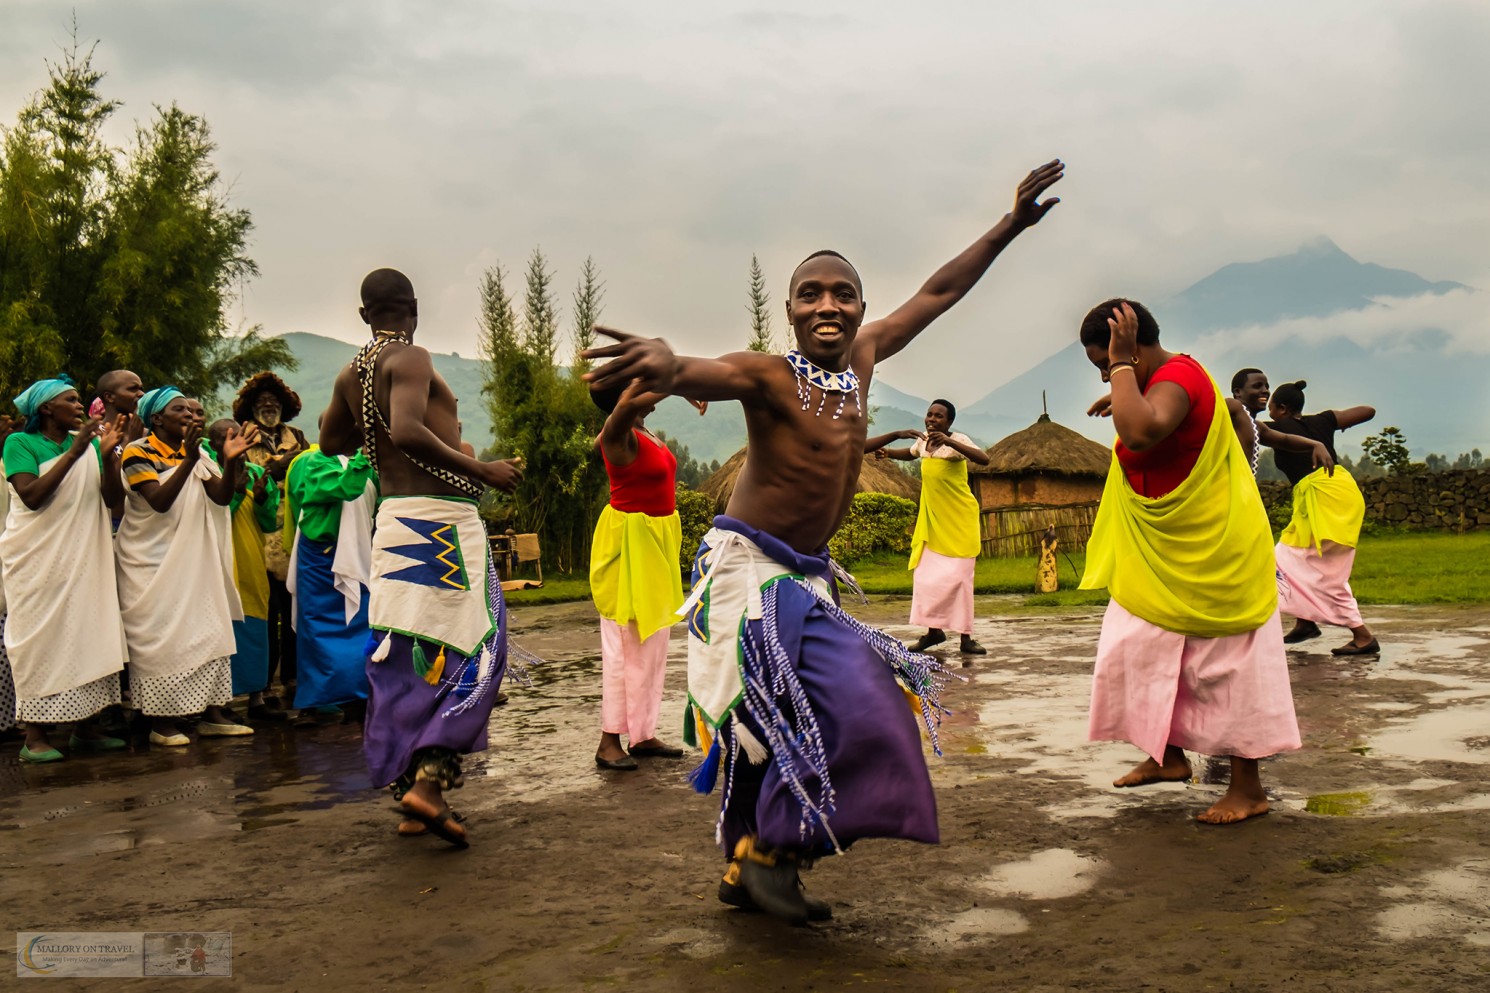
1115,354,1215,499
604,431,677,516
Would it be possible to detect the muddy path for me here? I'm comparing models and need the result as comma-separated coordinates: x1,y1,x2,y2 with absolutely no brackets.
2,601,1487,992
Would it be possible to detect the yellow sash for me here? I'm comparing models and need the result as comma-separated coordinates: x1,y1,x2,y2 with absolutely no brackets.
909,455,982,568
1280,466,1364,552
590,504,684,640
1080,375,1277,637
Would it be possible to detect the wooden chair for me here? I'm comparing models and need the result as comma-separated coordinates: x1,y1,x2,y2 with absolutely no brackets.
490,529,543,591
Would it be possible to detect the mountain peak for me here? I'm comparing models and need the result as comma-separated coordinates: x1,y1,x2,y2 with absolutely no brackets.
1296,235,1352,260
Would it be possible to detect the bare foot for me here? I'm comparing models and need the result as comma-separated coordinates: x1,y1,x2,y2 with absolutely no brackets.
1114,752,1192,788
397,819,427,836
1196,794,1270,825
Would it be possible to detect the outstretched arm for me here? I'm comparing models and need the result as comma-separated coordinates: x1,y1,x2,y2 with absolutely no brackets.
864,428,923,455
862,160,1063,363
582,327,779,403
1258,421,1335,474
1332,406,1376,431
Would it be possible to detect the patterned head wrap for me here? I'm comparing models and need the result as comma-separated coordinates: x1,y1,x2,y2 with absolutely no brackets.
137,386,186,429
13,377,76,431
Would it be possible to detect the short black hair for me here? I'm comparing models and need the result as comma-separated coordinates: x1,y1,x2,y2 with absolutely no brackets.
1231,368,1265,393
207,418,236,451
1078,298,1160,348
789,250,862,294
590,381,627,415
929,398,956,425
1271,380,1307,413
360,268,416,323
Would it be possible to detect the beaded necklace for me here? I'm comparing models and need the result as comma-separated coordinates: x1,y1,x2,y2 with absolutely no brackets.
787,349,861,420
353,330,484,498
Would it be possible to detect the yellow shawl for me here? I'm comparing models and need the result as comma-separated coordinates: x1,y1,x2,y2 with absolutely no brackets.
1281,466,1365,552
1080,374,1277,637
590,504,684,640
909,454,982,568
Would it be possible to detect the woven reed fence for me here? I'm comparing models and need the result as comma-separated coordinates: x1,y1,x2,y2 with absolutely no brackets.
979,502,1100,558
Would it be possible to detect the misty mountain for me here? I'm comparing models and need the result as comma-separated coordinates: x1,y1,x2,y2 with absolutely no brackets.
965,238,1483,457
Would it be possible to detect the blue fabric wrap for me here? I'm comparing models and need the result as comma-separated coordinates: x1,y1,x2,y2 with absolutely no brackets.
292,532,373,709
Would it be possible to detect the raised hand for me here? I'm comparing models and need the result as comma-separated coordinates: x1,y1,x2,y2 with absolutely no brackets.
1010,159,1064,229
926,429,950,450
98,414,127,455
687,397,708,416
477,457,524,494
897,428,926,441
182,422,204,462
220,422,257,462
582,326,679,394
68,416,105,458
1087,393,1113,418
1107,302,1140,372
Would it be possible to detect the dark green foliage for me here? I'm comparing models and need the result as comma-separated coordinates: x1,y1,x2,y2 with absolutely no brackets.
1361,426,1415,476
654,430,712,488
676,487,715,571
478,251,608,571
0,40,289,411
827,492,918,564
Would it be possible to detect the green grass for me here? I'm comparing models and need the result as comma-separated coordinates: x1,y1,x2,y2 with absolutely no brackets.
1345,530,1490,604
499,530,1490,608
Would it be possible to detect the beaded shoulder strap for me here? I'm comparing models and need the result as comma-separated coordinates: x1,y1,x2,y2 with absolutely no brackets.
1248,415,1261,478
353,332,485,498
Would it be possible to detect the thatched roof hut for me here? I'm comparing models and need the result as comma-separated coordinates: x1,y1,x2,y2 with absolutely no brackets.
698,446,920,512
974,413,1112,480
968,413,1111,556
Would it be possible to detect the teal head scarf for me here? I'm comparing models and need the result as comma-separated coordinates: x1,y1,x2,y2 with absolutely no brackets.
137,386,185,431
13,376,76,431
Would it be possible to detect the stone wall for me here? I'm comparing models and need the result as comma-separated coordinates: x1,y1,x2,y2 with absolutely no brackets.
1258,468,1490,530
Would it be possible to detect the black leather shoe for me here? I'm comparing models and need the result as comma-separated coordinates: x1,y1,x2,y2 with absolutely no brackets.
1283,623,1321,644
735,840,810,926
1331,638,1381,656
719,868,831,921
595,754,639,771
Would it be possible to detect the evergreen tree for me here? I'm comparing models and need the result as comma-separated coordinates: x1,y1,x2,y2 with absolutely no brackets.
745,253,776,353
0,38,291,408
480,253,607,572
1362,426,1415,476
570,255,604,368
522,248,559,365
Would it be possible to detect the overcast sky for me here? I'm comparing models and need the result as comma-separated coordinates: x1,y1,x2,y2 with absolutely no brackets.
4,0,1486,403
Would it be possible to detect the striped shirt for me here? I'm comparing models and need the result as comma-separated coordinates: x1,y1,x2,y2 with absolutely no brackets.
121,434,189,490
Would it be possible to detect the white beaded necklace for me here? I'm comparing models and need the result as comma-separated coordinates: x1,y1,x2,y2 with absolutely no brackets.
787,350,861,419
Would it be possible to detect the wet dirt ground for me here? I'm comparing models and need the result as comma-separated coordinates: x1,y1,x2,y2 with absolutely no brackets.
3,599,1488,992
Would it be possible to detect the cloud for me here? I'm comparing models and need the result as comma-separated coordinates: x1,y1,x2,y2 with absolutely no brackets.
2,0,1488,409
1193,287,1488,357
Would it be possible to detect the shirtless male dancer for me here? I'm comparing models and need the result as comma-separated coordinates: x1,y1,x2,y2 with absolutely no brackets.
321,269,522,848
584,160,1063,923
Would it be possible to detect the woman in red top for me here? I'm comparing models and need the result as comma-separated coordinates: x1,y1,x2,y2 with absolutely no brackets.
589,382,702,770
1079,299,1299,825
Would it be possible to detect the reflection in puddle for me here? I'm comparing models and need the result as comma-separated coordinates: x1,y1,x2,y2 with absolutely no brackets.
1371,701,1490,765
1378,861,1490,947
1305,791,1372,816
978,848,1104,900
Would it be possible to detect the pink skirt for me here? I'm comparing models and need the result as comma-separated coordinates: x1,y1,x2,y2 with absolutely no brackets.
909,549,976,634
1089,600,1301,761
1275,541,1363,629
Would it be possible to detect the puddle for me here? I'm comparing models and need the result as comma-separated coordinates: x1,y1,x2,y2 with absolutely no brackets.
1370,701,1490,765
929,907,1030,946
977,848,1104,900
649,926,728,959
1377,861,1490,947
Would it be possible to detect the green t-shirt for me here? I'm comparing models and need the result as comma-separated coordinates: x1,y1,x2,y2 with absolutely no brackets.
1,431,102,478
287,449,376,543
